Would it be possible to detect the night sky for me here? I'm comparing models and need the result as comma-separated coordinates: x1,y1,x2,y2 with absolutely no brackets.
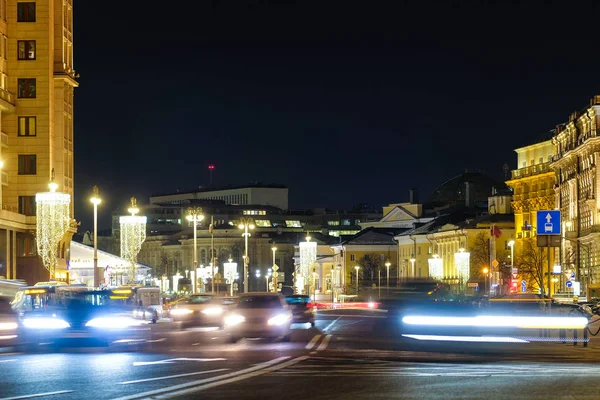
73,1,600,231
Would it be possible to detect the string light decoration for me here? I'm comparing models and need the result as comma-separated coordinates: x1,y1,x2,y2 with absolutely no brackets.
296,235,316,294
35,170,71,277
119,197,147,283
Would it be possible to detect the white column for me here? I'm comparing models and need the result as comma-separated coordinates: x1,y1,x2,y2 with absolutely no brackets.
12,230,16,279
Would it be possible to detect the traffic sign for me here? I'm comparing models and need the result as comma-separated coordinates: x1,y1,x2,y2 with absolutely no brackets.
537,210,561,235
467,282,478,288
492,259,499,268
521,280,527,293
512,267,518,279
570,272,576,279
566,280,573,288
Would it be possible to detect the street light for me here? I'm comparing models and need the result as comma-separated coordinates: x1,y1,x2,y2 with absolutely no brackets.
186,207,204,293
266,270,272,292
354,265,360,295
410,257,416,278
90,186,101,288
385,261,391,292
255,269,261,292
483,267,489,295
238,217,255,293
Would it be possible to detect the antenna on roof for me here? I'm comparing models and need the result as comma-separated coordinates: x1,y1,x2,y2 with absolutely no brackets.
208,164,215,187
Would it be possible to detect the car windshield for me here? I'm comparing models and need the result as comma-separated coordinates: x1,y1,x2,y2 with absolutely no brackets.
285,296,310,305
237,296,282,309
188,295,213,304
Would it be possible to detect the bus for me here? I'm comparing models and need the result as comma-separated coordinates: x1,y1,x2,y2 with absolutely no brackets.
11,285,89,314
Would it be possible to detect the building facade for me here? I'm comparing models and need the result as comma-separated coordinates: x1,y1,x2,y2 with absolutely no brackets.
506,139,558,295
552,96,600,298
0,1,77,284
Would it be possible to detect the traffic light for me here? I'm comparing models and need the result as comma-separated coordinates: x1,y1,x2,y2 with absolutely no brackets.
511,279,518,293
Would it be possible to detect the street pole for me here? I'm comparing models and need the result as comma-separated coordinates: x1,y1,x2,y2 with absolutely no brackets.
90,186,101,288
385,262,390,295
244,225,249,293
193,218,197,292
211,215,215,293
186,207,204,293
378,269,381,298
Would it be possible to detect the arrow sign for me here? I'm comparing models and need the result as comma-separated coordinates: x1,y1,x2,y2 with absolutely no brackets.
537,210,561,235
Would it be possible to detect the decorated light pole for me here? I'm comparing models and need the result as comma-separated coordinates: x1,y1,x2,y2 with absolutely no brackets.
35,171,71,279
119,197,147,283
90,186,102,287
271,246,279,292
297,236,316,294
224,258,238,296
186,207,204,293
238,217,255,293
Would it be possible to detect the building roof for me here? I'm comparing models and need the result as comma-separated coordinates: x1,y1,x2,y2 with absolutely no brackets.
343,227,409,246
428,172,509,207
151,183,287,197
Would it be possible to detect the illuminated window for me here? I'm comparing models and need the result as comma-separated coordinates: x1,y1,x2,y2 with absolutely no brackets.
18,116,36,136
285,220,302,228
18,195,35,216
328,221,340,226
350,254,355,261
17,2,35,22
17,78,36,98
17,40,35,60
18,154,36,174
254,220,271,227
17,235,36,256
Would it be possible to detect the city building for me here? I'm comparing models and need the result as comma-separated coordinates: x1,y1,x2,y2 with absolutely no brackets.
149,183,289,210
552,95,600,298
0,1,77,284
505,137,558,295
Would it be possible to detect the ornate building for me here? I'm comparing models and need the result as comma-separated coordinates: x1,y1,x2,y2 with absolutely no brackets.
552,96,600,298
505,138,557,294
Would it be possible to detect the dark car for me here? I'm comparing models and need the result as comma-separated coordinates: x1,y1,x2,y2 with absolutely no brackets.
285,295,315,326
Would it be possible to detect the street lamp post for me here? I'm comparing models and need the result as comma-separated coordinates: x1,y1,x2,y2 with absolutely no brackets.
483,267,489,295
255,269,261,292
90,186,101,288
266,270,272,292
508,240,515,268
238,217,255,293
186,207,204,293
354,266,360,295
385,261,391,293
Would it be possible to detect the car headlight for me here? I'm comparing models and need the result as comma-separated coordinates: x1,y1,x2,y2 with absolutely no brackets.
85,317,140,329
268,314,291,326
0,322,18,330
224,314,245,326
202,307,223,316
170,308,193,316
23,317,70,329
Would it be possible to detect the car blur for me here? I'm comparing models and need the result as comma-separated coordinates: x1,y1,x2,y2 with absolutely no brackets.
169,294,227,328
15,289,150,350
0,295,18,347
225,292,292,342
284,294,315,326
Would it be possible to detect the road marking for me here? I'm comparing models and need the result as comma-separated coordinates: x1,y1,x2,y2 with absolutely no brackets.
0,359,16,363
119,368,229,385
113,356,295,400
305,334,322,350
317,334,332,351
0,390,75,400
133,357,226,366
322,317,341,332
150,356,310,399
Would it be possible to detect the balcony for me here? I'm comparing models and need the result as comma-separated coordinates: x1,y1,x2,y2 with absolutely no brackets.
0,88,15,112
511,162,551,179
1,131,7,147
1,171,6,186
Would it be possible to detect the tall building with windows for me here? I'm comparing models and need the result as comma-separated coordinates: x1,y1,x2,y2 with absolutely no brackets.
0,1,77,284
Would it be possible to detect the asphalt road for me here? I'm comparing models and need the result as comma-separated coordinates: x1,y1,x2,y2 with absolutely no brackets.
2,310,600,400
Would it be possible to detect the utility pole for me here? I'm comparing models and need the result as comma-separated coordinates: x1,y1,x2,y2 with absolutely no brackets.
211,215,215,293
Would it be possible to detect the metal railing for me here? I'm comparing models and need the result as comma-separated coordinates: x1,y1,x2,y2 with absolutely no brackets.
511,162,551,179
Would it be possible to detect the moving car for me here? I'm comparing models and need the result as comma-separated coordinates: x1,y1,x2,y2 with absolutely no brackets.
169,294,226,328
16,289,149,350
224,292,292,342
0,295,18,347
285,294,315,326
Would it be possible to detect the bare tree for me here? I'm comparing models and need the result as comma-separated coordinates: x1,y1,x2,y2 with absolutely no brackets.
357,253,384,285
470,232,489,280
517,239,547,295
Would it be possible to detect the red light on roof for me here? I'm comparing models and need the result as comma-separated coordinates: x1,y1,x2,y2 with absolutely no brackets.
208,165,215,170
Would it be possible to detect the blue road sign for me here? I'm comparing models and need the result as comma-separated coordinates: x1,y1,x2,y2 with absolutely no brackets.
537,210,561,235
521,280,527,293
571,272,576,279
566,280,573,288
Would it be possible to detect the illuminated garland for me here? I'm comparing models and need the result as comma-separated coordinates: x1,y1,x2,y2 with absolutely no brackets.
35,186,71,276
120,215,146,283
